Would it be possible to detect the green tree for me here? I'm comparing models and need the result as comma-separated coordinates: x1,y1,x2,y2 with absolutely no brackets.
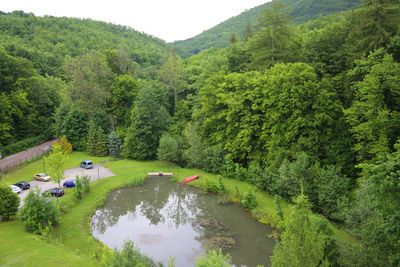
350,0,400,56
271,194,327,267
45,144,67,188
19,187,60,234
87,120,97,155
108,132,122,158
123,82,170,160
107,74,139,128
242,22,253,42
64,51,112,111
182,122,204,169
95,126,108,157
59,135,72,154
0,184,20,220
345,53,400,164
248,0,296,70
157,133,182,164
73,175,83,200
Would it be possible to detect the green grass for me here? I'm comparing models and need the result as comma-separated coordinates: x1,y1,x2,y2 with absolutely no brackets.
0,152,357,266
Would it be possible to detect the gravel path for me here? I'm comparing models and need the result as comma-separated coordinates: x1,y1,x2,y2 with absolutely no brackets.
0,140,56,170
18,163,115,206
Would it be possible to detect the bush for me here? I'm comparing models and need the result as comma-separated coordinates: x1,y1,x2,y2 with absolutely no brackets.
19,188,60,234
222,155,236,178
203,146,226,174
157,133,182,164
241,189,257,210
59,135,73,154
81,174,91,193
203,179,219,194
74,175,83,200
1,135,47,157
101,239,156,267
195,249,232,267
0,184,20,220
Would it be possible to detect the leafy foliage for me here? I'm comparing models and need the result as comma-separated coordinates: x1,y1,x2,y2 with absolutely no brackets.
19,187,60,234
195,249,232,267
45,144,67,188
0,184,20,220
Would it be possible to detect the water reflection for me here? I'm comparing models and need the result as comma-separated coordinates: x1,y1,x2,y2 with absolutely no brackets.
91,176,274,267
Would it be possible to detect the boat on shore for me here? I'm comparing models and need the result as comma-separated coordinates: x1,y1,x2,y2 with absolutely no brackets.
184,174,200,183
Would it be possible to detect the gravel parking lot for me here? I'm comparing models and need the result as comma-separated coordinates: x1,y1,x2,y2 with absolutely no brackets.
18,163,115,205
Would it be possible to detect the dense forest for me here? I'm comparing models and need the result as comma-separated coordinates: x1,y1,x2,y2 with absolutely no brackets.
172,0,361,56
1,0,400,265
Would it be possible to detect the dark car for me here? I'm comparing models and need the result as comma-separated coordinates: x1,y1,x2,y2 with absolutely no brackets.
43,188,64,197
14,181,30,190
63,179,76,188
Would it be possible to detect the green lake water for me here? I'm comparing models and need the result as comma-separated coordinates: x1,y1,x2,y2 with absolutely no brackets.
90,176,275,266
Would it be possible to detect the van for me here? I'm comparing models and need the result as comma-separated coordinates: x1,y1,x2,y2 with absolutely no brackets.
80,160,93,169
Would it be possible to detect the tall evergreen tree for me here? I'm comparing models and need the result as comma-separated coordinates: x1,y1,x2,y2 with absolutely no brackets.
351,0,400,56
108,132,122,158
248,0,295,70
87,120,97,156
95,126,108,157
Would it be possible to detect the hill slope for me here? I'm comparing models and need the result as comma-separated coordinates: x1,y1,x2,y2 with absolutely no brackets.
0,10,170,76
172,0,360,56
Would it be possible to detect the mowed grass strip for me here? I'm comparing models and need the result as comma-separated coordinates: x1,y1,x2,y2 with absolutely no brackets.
0,220,98,266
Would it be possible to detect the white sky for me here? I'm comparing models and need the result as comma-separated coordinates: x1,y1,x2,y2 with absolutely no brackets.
1,0,269,42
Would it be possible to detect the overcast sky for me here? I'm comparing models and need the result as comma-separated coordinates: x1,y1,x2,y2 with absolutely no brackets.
1,0,269,42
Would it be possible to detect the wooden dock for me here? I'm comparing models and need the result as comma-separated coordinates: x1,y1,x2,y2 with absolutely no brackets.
147,172,174,176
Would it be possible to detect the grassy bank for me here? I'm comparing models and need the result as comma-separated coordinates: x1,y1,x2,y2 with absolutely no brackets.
0,152,356,266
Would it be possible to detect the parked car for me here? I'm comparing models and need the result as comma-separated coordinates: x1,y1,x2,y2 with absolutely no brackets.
14,181,30,190
43,188,64,197
80,160,93,169
34,173,51,182
9,185,22,194
63,179,76,188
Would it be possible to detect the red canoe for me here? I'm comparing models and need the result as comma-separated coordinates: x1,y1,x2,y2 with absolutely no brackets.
184,174,200,183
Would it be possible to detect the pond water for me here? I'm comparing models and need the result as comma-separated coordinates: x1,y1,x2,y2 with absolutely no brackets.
91,176,275,266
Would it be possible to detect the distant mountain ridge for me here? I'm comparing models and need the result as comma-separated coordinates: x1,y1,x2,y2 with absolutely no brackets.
172,0,360,57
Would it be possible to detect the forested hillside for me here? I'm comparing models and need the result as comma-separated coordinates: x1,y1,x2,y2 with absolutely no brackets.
172,0,360,56
0,10,170,154
1,0,400,266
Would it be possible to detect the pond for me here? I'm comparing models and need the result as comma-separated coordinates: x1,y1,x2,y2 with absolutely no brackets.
91,176,275,267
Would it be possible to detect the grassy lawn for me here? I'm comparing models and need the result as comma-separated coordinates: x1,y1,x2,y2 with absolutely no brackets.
0,152,356,266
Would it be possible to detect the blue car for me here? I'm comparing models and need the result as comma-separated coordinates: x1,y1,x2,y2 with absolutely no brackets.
63,179,76,188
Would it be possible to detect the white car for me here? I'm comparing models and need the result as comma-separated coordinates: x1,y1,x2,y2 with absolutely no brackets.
9,185,22,194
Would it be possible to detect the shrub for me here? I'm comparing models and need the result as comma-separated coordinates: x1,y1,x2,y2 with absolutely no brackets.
59,135,73,154
157,133,182,164
241,189,257,210
108,132,122,158
81,174,91,193
195,249,232,267
203,146,226,174
203,179,219,193
101,239,156,267
74,175,83,200
222,155,236,178
0,184,20,220
19,188,59,234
